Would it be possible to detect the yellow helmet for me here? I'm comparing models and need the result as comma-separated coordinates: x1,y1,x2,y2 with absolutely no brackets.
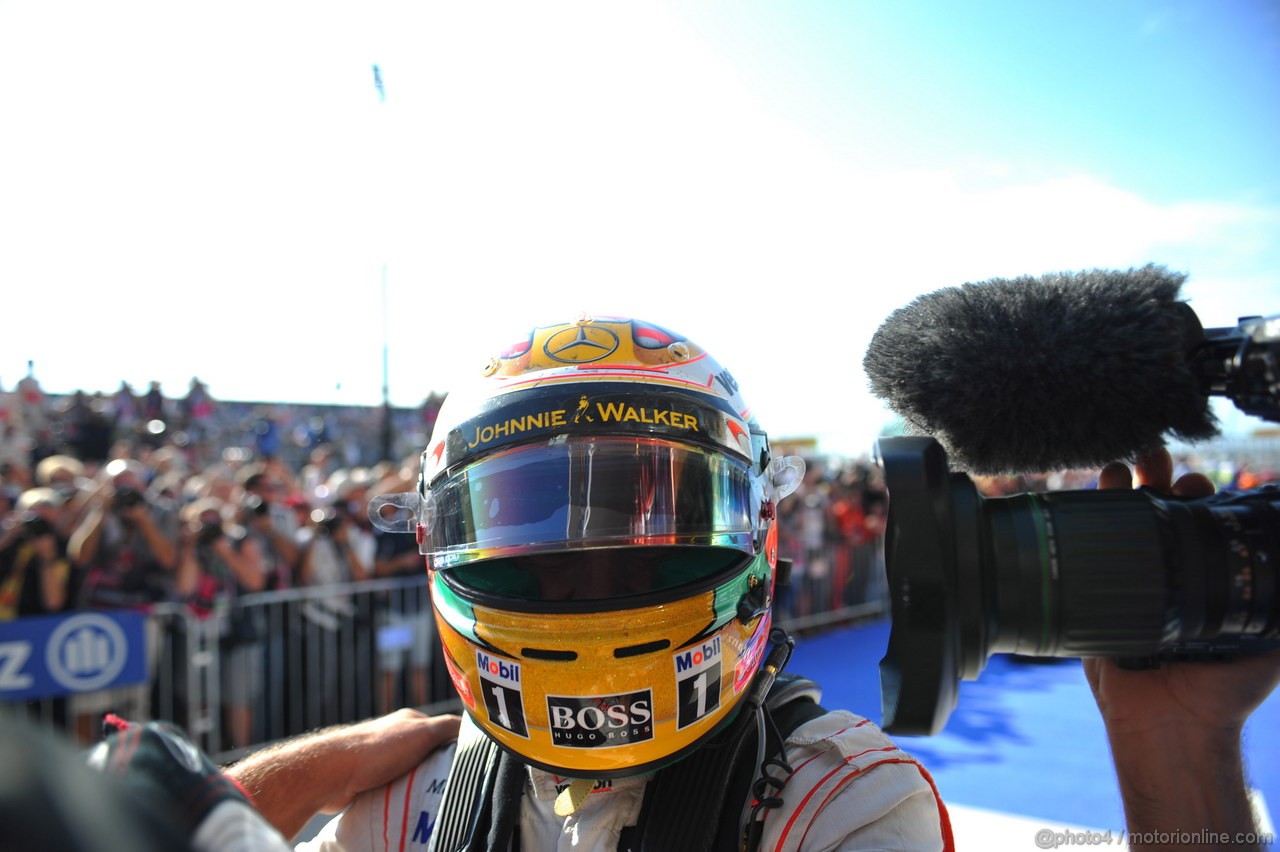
370,315,805,778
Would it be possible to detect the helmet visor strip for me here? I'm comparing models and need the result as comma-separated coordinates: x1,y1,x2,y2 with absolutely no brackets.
424,436,757,568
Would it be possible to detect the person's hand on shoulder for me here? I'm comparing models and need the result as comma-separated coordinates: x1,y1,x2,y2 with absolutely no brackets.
228,708,461,841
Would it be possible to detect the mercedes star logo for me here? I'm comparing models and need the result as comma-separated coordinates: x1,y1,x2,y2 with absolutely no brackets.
543,325,620,364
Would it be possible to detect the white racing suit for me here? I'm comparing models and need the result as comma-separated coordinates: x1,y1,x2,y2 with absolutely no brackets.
298,710,952,852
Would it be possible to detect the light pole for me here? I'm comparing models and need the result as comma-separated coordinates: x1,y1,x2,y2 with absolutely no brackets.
374,64,394,463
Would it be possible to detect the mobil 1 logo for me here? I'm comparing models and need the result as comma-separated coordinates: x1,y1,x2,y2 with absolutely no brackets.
547,690,653,749
674,636,721,729
477,651,528,738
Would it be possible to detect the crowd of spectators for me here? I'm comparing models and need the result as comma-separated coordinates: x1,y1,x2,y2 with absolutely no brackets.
3,369,1277,750
0,372,443,748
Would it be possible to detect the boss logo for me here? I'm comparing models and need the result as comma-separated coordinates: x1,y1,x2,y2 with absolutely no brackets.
547,690,654,749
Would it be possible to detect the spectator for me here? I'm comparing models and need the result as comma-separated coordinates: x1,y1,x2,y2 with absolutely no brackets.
33,454,89,537
181,377,215,430
0,487,72,619
66,458,180,741
181,377,217,463
15,361,48,437
0,380,28,475
299,442,338,497
233,473,302,741
111,380,141,441
178,496,268,749
296,491,374,728
369,458,433,712
60,391,116,463
297,488,375,589
35,452,85,494
140,380,166,424
149,445,191,481
250,408,283,460
234,462,301,587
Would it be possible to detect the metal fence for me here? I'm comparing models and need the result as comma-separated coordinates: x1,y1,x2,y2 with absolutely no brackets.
2,541,887,764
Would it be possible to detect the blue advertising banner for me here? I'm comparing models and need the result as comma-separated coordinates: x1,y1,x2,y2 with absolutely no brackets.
0,611,149,700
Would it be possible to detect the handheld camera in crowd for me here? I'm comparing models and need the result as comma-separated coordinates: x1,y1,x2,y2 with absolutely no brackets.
867,285,1280,736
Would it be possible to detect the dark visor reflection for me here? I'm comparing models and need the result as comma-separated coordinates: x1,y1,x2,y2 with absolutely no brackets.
425,438,756,566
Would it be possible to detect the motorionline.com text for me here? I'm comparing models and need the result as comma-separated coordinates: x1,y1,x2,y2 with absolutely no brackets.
1034,828,1275,848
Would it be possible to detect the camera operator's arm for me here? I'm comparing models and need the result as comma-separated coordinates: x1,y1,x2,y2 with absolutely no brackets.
1087,450,1280,851
374,545,423,578
0,519,26,554
120,502,177,571
244,508,300,578
211,535,267,593
266,524,300,577
297,533,318,586
176,527,201,598
33,529,69,612
331,523,372,582
68,500,107,568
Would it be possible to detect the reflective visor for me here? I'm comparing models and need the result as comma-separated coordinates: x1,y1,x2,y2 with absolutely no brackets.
423,437,758,567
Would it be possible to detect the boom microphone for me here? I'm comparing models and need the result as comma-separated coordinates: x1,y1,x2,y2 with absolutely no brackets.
863,264,1279,475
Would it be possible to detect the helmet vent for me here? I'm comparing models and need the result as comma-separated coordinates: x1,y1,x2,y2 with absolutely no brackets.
613,639,671,659
521,648,578,661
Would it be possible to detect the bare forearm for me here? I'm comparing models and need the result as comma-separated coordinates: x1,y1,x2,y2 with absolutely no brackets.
226,727,349,840
336,540,370,581
40,558,69,611
1109,725,1260,850
176,544,200,598
269,527,300,570
217,539,266,592
226,709,459,840
136,515,176,569
68,508,104,566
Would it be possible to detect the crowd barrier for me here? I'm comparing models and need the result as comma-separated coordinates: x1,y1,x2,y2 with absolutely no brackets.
1,541,887,763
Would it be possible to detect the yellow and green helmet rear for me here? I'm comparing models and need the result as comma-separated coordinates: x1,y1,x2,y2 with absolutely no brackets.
370,315,805,778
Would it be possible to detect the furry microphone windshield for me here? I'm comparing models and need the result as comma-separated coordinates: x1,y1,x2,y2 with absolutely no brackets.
862,264,1220,475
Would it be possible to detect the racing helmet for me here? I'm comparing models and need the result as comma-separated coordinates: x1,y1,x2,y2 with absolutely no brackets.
369,315,805,778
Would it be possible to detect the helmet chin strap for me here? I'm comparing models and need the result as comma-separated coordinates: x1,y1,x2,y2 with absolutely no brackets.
553,778,596,818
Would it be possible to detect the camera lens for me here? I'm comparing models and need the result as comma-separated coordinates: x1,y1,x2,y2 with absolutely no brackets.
876,436,1280,735
22,514,52,538
243,494,269,516
977,488,1280,657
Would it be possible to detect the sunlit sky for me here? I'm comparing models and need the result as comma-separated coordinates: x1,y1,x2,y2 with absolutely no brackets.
2,1,1277,456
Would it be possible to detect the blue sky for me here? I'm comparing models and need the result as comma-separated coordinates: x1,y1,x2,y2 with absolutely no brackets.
682,1,1280,203
1,2,1276,457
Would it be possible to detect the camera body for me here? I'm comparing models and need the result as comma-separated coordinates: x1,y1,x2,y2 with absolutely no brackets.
21,514,53,538
312,508,344,537
242,494,271,518
113,488,145,511
876,436,1280,736
197,520,224,547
